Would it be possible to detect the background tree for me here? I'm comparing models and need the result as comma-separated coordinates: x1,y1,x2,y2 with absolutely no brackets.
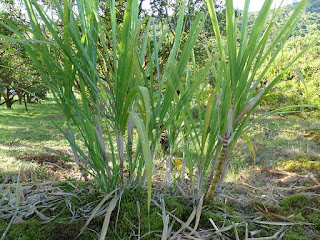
0,3,47,109
0,10,17,108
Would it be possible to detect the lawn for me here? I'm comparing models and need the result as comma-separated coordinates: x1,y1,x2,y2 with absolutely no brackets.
228,110,320,179
0,99,77,181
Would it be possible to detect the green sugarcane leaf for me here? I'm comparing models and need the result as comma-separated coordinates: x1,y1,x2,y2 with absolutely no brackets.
201,93,216,157
242,132,255,164
129,111,152,213
292,68,308,95
121,86,151,135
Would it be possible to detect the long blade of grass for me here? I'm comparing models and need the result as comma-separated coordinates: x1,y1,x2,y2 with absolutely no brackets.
242,132,255,164
100,196,118,240
129,111,152,212
78,190,116,238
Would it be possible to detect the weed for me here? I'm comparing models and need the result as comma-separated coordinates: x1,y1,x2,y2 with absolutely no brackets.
279,155,320,174
283,226,309,240
164,196,192,219
305,129,320,145
279,193,320,210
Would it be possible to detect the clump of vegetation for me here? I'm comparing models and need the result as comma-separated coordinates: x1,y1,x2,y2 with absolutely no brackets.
279,155,320,174
249,194,320,239
164,196,192,219
308,210,320,229
1,0,311,212
279,193,320,210
305,129,320,145
104,187,163,239
4,219,97,240
199,211,225,229
284,226,311,240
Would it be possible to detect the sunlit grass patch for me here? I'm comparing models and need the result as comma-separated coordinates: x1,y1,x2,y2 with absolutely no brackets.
225,113,320,182
305,129,320,145
0,99,71,177
279,155,320,175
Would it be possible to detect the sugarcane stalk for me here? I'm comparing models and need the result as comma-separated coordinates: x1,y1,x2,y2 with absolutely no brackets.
116,133,124,187
127,115,134,180
205,134,229,204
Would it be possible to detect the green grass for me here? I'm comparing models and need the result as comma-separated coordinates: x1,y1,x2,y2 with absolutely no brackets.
225,110,320,181
2,100,320,183
0,98,69,175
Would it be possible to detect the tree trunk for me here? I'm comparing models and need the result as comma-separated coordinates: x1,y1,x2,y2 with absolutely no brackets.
18,92,22,104
27,94,32,103
6,98,12,108
4,88,12,108
23,95,28,111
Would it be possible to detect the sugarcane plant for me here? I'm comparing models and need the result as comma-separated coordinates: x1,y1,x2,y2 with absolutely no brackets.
200,0,315,203
0,0,214,211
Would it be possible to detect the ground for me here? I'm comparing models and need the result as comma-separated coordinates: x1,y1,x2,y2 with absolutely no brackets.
0,100,320,239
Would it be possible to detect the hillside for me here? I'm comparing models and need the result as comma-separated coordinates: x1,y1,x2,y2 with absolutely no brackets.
247,0,320,37
286,0,320,37
244,0,320,109
228,1,318,113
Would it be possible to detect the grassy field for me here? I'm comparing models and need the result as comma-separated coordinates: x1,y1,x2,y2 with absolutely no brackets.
1,99,320,181
0,99,77,180
228,110,320,180
1,99,320,239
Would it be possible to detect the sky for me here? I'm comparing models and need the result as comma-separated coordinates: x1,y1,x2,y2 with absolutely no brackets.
142,0,300,13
